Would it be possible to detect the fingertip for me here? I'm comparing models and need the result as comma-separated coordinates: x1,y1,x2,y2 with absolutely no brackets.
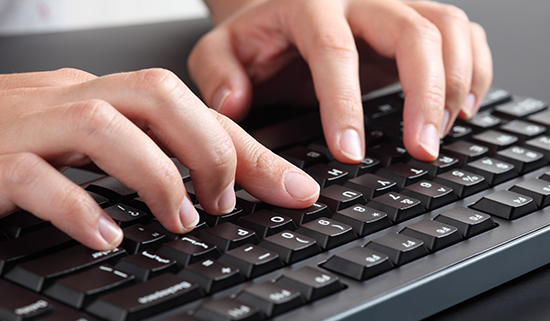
97,214,123,249
179,194,200,233
418,123,440,161
217,181,236,215
284,170,320,204
459,92,477,119
339,128,365,163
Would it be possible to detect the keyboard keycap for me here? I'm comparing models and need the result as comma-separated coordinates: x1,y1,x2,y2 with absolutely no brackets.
177,258,243,294
236,282,305,319
492,97,547,120
318,185,366,212
156,235,220,267
463,157,518,186
197,223,259,252
443,124,473,144
279,146,328,169
276,266,345,302
343,173,399,200
462,112,502,132
85,176,137,204
321,246,393,281
0,279,54,321
434,207,496,238
470,130,518,155
257,230,321,264
399,220,462,252
272,202,332,225
470,190,538,220
525,135,550,161
495,146,546,174
433,169,489,198
368,142,410,167
366,192,425,223
375,163,429,189
479,88,512,111
218,244,283,279
499,120,546,143
196,204,244,227
441,141,490,165
408,154,461,179
0,210,49,239
328,157,381,178
331,204,392,237
86,273,202,321
364,233,429,266
194,297,262,321
295,218,356,250
236,190,267,215
304,164,349,188
114,250,178,282
44,265,135,309
121,224,166,255
104,204,150,228
401,180,457,211
236,210,297,239
509,179,550,208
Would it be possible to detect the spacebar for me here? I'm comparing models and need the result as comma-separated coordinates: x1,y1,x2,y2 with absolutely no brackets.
251,112,323,151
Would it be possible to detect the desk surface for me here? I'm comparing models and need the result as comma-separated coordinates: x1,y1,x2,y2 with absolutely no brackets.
1,1,549,320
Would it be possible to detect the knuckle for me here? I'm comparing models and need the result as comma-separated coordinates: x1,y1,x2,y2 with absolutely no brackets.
402,16,442,47
134,68,188,101
210,134,237,172
71,100,121,140
0,153,43,186
439,5,470,27
446,72,470,98
314,33,358,60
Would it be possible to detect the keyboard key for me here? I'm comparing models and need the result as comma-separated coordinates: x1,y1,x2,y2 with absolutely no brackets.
85,176,137,204
156,235,220,267
194,297,262,321
366,129,389,147
236,210,297,239
495,146,546,174
177,258,244,294
463,157,518,186
368,141,410,167
236,190,268,215
527,109,550,132
0,210,50,239
462,112,502,132
433,169,489,198
114,250,178,282
321,246,393,281
443,124,473,144
318,185,366,212
470,130,518,155
509,179,550,208
304,164,349,188
479,87,512,111
401,180,457,211
434,207,496,238
279,146,328,169
525,135,550,161
236,282,305,319
0,226,74,275
364,233,429,266
121,224,166,255
367,192,425,223
441,141,490,165
307,139,334,161
375,163,429,189
328,157,381,178
171,158,191,182
196,204,244,227
492,97,547,120
499,120,546,143
399,220,463,252
408,154,461,179
272,202,332,225
104,204,150,228
295,218,356,250
86,273,202,321
218,244,283,279
343,173,399,200
0,279,54,320
276,266,345,302
257,230,321,264
363,95,403,119
197,223,259,252
470,190,538,220
331,204,392,237
5,245,126,292
44,265,135,309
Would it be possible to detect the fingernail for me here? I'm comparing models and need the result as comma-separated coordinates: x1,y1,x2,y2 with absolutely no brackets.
462,93,477,119
217,181,236,214
440,108,450,138
340,129,364,162
419,123,440,159
98,215,123,246
284,171,320,202
179,195,199,232
213,86,231,112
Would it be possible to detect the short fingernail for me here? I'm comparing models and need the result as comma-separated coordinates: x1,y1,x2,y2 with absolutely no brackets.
340,129,364,162
440,108,450,138
284,171,320,202
419,123,440,159
462,93,477,119
98,215,123,246
213,86,231,112
179,195,199,232
217,181,236,214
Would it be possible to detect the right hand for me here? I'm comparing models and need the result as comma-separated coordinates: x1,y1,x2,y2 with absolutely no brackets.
0,68,320,250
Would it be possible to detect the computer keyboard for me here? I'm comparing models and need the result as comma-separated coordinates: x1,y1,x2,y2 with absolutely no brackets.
2,87,550,321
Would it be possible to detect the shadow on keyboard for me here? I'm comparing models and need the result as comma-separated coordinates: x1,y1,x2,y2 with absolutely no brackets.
2,87,550,321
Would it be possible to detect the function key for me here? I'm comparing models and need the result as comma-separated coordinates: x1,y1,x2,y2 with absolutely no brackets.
509,179,550,208
470,130,518,155
443,124,473,144
500,120,546,143
236,282,305,319
463,157,518,186
375,163,430,189
331,204,392,237
441,141,490,165
321,246,393,281
272,203,332,225
276,266,345,302
495,146,546,174
329,157,381,178
218,244,283,279
318,185,366,213
364,233,429,266
197,223,259,252
304,164,349,188
470,190,537,220
368,141,410,167
343,173,399,200
492,97,547,120
401,180,457,211
434,207,496,238
295,218,356,250
279,146,328,169
177,258,244,294
461,112,502,133
433,169,489,198
399,220,462,252
408,154,461,179
479,88,512,111
367,192,425,223
236,210,297,239
258,230,321,264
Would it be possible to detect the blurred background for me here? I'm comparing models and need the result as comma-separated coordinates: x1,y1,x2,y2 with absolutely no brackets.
0,0,208,35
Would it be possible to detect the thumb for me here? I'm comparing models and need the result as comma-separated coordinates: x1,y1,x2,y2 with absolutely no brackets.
188,29,253,122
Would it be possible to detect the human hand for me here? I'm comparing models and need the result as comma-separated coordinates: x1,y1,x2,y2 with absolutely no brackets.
0,68,320,250
190,0,493,162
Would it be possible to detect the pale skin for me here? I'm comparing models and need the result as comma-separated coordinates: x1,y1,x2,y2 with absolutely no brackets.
0,0,492,251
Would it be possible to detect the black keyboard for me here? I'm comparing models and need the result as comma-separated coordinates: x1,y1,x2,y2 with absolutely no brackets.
2,87,550,321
